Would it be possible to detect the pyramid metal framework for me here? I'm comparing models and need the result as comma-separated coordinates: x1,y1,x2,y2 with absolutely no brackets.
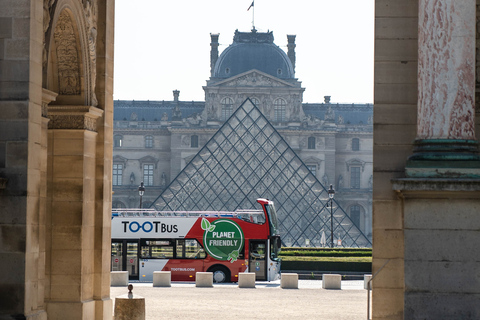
152,99,371,247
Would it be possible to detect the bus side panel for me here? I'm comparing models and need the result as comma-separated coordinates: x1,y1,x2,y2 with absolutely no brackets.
166,259,205,281
139,259,168,282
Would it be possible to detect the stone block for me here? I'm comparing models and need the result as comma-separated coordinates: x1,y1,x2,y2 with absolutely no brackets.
405,261,480,294
372,200,403,230
372,228,404,259
238,272,255,288
372,288,404,319
374,104,416,126
0,17,12,38
281,273,298,289
153,271,171,287
374,83,418,105
47,300,95,320
373,146,411,172
375,17,418,39
373,124,416,145
375,0,418,17
405,292,480,320
114,294,145,320
371,258,404,289
110,271,128,286
364,274,372,290
322,274,341,289
195,272,213,287
373,172,405,201
375,61,418,84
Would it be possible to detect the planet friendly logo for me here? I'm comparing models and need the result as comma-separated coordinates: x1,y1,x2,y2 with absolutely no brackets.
201,218,244,263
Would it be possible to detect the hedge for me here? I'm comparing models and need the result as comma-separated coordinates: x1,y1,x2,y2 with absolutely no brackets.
281,260,372,272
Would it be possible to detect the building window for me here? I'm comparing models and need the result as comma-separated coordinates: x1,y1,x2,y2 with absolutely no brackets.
221,97,234,120
143,164,154,186
352,138,360,151
350,205,361,228
112,201,126,209
250,98,260,106
145,135,153,148
114,135,123,148
306,165,316,177
112,164,123,186
191,135,198,148
350,167,361,189
307,137,316,150
274,98,286,122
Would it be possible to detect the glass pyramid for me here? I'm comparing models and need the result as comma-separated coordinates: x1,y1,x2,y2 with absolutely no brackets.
152,99,371,247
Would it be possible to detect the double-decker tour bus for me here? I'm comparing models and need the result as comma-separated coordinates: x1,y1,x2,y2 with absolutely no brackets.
111,198,281,283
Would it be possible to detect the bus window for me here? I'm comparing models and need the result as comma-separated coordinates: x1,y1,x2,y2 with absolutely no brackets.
185,239,206,259
141,240,173,259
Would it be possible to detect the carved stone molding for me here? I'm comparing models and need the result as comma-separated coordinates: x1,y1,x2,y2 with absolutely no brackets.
48,105,103,131
42,88,58,118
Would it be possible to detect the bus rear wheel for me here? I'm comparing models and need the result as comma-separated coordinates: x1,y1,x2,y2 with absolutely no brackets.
209,266,230,283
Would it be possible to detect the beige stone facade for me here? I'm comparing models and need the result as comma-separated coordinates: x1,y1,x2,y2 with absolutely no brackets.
0,0,114,319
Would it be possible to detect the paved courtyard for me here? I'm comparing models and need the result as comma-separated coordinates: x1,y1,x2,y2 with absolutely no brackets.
111,280,369,320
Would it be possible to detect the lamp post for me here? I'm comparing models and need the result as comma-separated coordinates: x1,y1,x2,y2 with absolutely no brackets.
138,181,145,208
328,184,335,248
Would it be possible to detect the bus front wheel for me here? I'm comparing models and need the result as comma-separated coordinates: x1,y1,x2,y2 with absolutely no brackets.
209,266,230,283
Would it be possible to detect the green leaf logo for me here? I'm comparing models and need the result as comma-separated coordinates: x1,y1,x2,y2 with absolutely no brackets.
208,225,216,232
201,218,211,231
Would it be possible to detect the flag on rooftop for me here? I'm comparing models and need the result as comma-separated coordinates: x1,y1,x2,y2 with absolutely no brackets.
247,1,254,11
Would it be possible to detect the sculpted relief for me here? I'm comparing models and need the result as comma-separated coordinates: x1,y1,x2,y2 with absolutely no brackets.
54,10,81,95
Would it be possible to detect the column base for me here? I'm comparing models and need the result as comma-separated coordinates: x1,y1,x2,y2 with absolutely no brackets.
46,300,95,320
406,139,480,178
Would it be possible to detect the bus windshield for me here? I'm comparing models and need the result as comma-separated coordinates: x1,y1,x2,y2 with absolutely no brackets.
265,203,279,236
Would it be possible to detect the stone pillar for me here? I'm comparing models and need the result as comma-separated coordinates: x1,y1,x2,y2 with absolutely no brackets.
287,35,296,74
406,0,480,178
393,1,480,318
45,106,103,319
210,34,219,77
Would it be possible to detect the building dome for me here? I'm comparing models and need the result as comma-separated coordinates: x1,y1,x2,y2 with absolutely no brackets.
213,29,295,80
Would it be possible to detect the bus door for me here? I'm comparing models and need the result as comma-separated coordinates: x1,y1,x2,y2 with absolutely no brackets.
249,240,267,281
111,240,139,280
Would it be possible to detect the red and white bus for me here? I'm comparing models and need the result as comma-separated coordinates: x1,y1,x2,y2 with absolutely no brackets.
111,198,281,283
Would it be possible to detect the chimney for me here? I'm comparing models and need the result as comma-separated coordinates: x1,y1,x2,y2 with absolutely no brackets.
173,90,180,103
210,33,220,77
324,96,331,104
287,35,296,73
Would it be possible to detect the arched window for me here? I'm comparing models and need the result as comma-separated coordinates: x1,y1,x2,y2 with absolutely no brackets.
250,98,260,106
274,98,286,122
308,137,316,149
191,135,199,148
145,135,153,148
221,97,234,120
352,138,360,151
114,135,123,148
350,205,361,228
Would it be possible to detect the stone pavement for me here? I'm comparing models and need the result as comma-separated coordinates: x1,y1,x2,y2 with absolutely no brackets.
111,280,369,320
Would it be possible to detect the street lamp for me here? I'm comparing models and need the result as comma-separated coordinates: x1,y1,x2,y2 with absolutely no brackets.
138,181,145,208
328,184,335,248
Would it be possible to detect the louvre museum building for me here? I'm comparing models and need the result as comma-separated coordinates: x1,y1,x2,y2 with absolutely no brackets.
112,29,373,247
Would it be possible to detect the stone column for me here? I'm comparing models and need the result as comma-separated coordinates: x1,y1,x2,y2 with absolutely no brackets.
406,0,480,178
45,106,103,319
393,1,480,318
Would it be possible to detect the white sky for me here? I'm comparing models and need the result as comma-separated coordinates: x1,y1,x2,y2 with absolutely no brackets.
114,0,374,104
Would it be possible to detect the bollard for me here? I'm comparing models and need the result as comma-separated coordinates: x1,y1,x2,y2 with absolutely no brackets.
111,271,129,286
238,272,256,288
280,273,299,289
322,274,341,289
114,284,146,320
195,272,213,287
153,271,171,287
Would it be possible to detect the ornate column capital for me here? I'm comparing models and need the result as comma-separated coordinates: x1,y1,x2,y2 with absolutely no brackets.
47,105,104,132
42,88,58,118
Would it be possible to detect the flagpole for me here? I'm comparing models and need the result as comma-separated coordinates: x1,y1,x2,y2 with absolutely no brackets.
252,1,255,30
